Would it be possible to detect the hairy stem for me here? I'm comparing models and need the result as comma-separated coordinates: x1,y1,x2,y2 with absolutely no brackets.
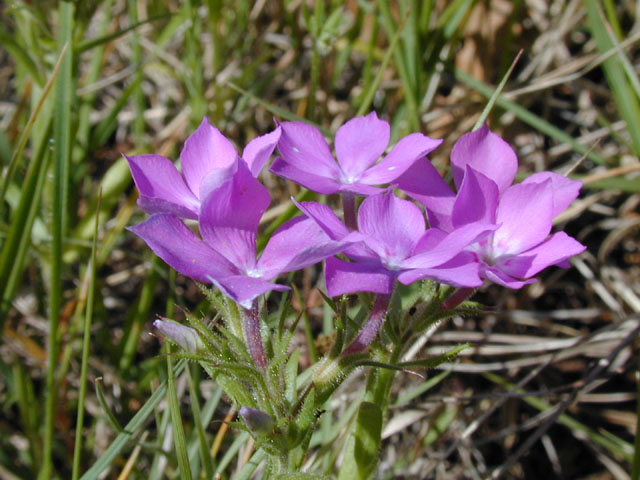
440,287,476,311
343,294,391,355
244,303,267,370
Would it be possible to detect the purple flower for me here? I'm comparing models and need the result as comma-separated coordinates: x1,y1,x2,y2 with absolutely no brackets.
130,159,351,307
397,125,586,288
270,112,442,195
126,117,281,219
295,191,494,296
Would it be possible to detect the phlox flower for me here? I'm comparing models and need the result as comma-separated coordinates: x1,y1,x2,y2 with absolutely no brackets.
270,112,442,195
295,191,495,296
397,125,586,288
129,159,351,308
126,117,281,219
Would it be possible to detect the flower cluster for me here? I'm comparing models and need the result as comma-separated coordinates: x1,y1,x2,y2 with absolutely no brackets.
127,112,586,465
127,112,585,355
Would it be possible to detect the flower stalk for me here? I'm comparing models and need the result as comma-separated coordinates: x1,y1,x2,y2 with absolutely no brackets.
343,293,391,355
440,287,476,311
244,303,267,370
342,192,357,231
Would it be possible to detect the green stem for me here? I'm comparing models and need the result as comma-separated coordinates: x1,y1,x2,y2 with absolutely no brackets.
71,193,101,480
41,4,74,478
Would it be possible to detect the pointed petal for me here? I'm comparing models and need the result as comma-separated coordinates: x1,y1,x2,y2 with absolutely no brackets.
493,180,554,255
137,195,199,220
451,125,518,193
499,232,586,279
482,266,536,289
325,257,395,296
451,166,499,228
200,161,269,271
126,154,199,217
404,223,495,269
398,253,482,287
395,157,456,230
270,157,342,194
361,133,442,185
357,192,426,263
277,121,340,177
522,172,582,218
212,275,289,309
294,200,351,240
180,117,238,199
242,126,282,176
129,214,235,282
334,112,390,180
257,216,349,279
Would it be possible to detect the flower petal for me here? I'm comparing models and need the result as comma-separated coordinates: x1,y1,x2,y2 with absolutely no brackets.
242,126,282,176
498,232,586,279
128,214,235,282
451,125,518,193
212,275,289,309
325,257,396,296
404,223,495,269
493,180,554,255
270,157,342,194
451,166,499,228
361,133,442,185
293,200,351,240
334,112,390,181
394,157,456,230
398,253,482,287
357,192,426,264
200,160,270,271
257,216,349,279
180,117,238,199
277,121,340,178
126,154,199,218
336,182,382,196
522,172,582,218
482,265,536,289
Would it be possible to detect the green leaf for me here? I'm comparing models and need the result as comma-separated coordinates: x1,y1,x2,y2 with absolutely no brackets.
338,401,382,480
285,348,300,405
585,0,640,156
455,68,608,165
398,343,471,368
76,13,172,53
80,360,187,480
166,346,193,480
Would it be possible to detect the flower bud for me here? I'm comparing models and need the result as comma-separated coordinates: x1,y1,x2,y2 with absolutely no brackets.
153,319,203,352
239,406,275,435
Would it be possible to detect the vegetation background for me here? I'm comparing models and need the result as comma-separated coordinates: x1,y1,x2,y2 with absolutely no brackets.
0,0,639,478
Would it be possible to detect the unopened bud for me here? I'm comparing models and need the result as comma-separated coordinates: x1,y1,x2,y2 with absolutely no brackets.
153,319,203,352
239,406,274,434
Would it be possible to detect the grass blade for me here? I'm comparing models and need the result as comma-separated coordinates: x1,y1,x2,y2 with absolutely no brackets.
71,191,101,480
0,43,66,211
472,50,523,130
356,10,408,117
41,3,74,477
80,360,187,480
166,346,193,479
0,119,51,322
585,0,640,156
456,68,608,165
